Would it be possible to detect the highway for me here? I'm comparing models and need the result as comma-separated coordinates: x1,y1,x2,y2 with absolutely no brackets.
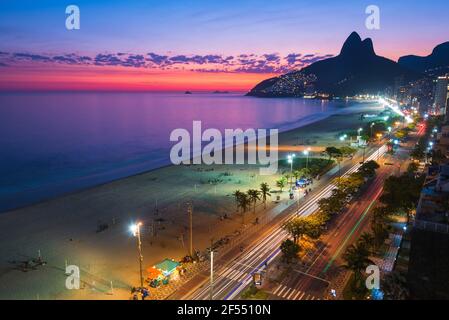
183,144,388,300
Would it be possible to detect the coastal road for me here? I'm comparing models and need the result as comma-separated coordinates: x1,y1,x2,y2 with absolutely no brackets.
269,162,394,300
181,144,388,300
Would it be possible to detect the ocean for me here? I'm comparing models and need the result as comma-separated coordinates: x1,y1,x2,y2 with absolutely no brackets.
0,92,358,212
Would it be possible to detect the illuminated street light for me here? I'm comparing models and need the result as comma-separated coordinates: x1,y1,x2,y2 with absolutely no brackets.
287,153,295,172
303,147,311,169
130,222,144,288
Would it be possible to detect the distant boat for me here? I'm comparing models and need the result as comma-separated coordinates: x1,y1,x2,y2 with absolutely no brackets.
212,90,229,94
184,91,192,94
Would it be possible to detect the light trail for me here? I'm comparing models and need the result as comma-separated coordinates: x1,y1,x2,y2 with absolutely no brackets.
188,145,387,300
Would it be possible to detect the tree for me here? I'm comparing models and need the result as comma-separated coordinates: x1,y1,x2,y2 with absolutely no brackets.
370,220,389,251
335,173,364,196
280,239,300,263
283,216,322,244
325,146,341,162
340,146,357,157
247,189,261,214
293,170,301,182
358,160,380,178
232,190,243,212
358,232,374,251
380,173,424,221
284,173,292,187
260,183,271,209
342,242,373,291
276,176,287,192
406,162,419,174
238,193,251,213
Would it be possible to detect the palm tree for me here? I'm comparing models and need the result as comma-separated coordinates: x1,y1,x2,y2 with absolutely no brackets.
342,242,373,290
238,193,251,224
260,183,271,209
358,232,374,252
276,177,287,192
247,189,261,214
232,190,243,212
293,170,301,183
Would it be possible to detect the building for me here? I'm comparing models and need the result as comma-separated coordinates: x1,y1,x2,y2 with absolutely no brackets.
433,75,449,116
408,164,449,299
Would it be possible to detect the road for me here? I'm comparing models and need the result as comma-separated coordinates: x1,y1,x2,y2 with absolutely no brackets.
269,162,394,300
179,144,388,300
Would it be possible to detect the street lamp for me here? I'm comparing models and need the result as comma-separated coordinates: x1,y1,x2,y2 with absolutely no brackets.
130,222,144,288
303,148,311,169
370,122,375,139
287,153,295,173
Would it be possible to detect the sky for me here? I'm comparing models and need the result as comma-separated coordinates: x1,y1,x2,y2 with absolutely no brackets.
0,0,448,91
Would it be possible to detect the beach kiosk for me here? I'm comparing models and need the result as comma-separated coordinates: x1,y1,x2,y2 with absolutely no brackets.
154,259,181,285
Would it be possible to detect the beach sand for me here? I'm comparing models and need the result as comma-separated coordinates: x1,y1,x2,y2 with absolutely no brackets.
0,101,383,299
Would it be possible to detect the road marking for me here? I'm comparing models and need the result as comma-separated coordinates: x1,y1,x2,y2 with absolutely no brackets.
282,288,292,298
293,290,302,300
277,286,287,297
273,284,282,295
287,289,296,299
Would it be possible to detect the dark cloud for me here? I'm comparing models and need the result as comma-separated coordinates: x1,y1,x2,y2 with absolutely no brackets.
13,53,52,62
1,50,333,74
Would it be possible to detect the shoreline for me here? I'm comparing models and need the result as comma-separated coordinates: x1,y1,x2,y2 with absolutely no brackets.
0,99,377,214
0,101,383,299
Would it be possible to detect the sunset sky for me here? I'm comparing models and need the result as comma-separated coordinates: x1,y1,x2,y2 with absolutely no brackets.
1,0,448,91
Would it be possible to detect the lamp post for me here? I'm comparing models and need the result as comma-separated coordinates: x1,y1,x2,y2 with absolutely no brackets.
370,122,375,139
287,153,295,173
303,148,311,169
130,222,144,288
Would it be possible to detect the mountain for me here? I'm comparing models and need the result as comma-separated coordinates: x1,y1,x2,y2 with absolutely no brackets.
398,42,449,75
247,32,420,97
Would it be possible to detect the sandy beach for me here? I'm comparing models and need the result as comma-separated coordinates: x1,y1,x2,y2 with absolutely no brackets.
0,100,383,299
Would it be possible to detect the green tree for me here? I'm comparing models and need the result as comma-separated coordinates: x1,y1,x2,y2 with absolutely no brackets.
280,239,300,263
370,220,389,251
342,242,373,291
276,176,287,192
325,146,341,162
260,183,271,209
380,173,424,221
283,216,322,244
340,146,357,157
358,160,380,178
247,189,261,214
232,190,243,212
335,173,364,196
358,232,374,251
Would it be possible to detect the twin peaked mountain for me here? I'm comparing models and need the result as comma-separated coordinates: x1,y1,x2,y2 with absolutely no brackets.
247,32,447,97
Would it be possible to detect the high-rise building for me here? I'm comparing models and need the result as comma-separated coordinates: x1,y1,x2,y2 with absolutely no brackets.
433,75,449,116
